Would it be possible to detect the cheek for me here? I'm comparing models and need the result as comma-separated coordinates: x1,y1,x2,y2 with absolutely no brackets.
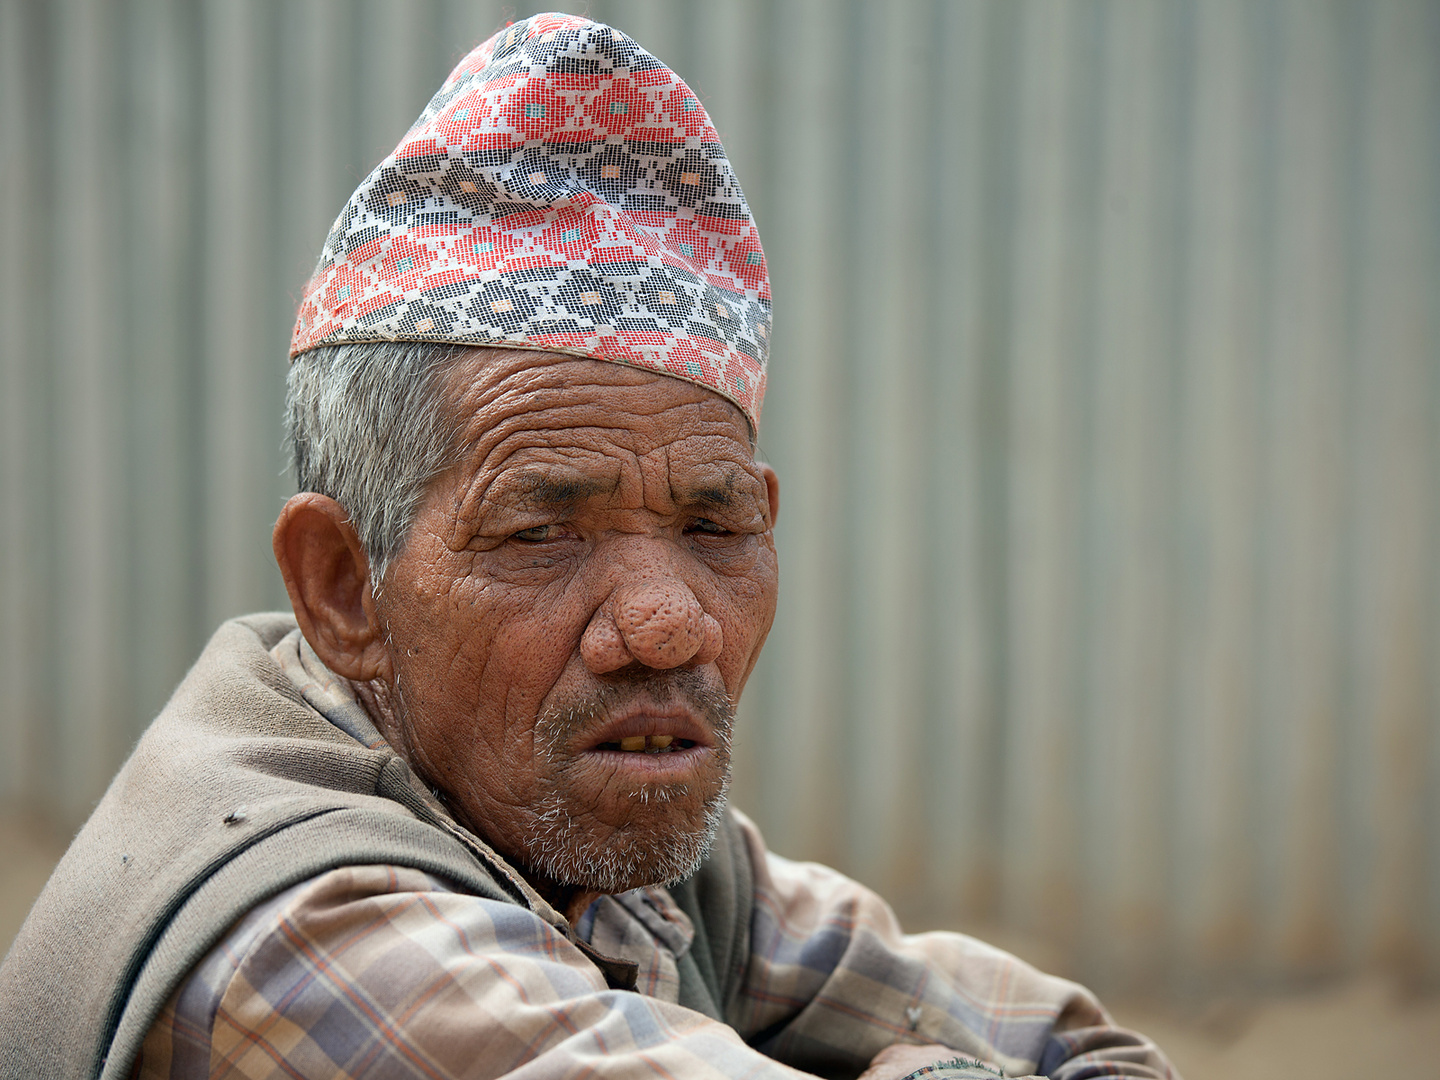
384,575,556,799
389,556,588,719
707,543,779,687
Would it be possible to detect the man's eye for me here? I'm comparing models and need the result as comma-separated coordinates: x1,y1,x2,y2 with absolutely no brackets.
512,524,561,542
688,518,731,536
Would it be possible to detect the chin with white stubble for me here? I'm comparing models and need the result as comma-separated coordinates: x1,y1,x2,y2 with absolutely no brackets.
522,669,738,896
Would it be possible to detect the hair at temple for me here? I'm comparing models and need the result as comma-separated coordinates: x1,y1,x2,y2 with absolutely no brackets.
285,340,473,581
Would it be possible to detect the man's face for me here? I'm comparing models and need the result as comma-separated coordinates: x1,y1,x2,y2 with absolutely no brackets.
374,351,779,895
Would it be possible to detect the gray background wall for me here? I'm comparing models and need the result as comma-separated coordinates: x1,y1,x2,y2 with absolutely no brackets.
2,0,1437,1000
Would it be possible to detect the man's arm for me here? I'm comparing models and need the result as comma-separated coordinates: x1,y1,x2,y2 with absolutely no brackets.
133,837,1175,1080
725,811,1177,1080
137,863,817,1080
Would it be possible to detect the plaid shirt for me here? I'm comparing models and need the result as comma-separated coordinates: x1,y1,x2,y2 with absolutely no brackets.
132,634,1176,1080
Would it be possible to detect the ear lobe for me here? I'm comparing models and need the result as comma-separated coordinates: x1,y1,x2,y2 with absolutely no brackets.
758,462,780,528
272,493,391,682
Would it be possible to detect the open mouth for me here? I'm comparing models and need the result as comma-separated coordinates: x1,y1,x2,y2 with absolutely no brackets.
594,734,698,754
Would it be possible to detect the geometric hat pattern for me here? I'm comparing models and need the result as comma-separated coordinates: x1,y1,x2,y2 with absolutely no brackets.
290,12,771,429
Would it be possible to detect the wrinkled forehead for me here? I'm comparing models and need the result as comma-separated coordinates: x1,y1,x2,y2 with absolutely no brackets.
430,351,767,537
441,347,760,488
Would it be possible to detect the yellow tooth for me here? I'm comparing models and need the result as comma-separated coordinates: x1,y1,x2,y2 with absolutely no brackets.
619,736,646,752
648,735,673,749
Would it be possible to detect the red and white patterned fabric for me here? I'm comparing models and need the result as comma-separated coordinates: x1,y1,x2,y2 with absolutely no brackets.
290,12,771,429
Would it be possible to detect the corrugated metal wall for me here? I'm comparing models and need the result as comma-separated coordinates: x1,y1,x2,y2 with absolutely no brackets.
2,0,1436,995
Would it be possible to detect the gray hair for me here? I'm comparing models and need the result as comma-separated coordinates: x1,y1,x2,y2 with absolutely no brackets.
285,340,473,581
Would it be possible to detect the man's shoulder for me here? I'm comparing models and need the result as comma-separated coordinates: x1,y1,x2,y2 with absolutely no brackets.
82,612,415,875
0,613,513,1080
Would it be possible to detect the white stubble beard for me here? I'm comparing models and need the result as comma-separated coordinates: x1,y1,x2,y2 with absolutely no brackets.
522,673,736,893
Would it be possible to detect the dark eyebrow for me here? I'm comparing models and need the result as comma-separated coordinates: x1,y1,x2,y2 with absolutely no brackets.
680,485,735,512
673,469,764,514
512,473,612,508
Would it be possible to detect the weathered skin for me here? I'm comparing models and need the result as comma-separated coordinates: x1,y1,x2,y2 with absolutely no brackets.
273,350,779,919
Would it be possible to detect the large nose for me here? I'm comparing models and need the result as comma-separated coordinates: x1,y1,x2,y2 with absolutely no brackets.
581,579,724,673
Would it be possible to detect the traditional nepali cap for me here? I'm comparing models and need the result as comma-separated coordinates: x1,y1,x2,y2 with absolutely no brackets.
290,12,771,429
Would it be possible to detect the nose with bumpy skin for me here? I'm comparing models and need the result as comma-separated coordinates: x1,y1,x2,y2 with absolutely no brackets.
581,580,724,673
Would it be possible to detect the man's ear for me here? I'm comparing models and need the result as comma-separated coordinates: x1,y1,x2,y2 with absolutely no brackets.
758,462,780,528
272,493,392,682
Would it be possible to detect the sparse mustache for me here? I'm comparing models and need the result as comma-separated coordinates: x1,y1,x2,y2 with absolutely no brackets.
539,669,735,744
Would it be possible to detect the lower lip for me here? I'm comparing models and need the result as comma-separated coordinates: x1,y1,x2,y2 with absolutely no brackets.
580,744,712,776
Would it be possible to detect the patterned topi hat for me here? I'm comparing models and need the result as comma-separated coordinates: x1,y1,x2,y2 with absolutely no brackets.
290,12,771,430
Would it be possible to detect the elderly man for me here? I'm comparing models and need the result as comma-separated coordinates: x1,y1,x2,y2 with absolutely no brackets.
1,15,1176,1080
